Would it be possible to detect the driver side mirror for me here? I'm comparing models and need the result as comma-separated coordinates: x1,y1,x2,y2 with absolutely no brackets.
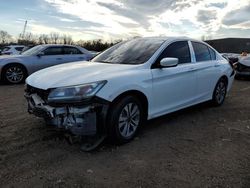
160,58,178,68
37,51,44,57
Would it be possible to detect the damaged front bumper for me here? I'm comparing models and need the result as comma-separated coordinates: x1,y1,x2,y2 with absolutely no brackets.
24,91,109,136
236,63,250,76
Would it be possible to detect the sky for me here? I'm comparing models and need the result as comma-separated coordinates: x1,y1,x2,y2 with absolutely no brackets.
1,0,250,41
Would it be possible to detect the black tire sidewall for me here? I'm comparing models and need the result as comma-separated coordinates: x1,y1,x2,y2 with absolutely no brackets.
212,78,227,106
2,64,26,84
107,96,145,144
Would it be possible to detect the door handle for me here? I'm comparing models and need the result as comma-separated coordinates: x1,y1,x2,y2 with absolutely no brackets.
214,64,220,67
78,57,84,60
56,58,62,60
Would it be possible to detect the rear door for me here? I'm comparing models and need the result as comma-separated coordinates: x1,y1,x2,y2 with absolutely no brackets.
35,46,65,71
191,41,220,100
62,46,88,63
151,41,197,117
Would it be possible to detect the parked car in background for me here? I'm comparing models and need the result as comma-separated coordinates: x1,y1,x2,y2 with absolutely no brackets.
221,53,240,68
236,55,250,77
21,45,36,54
25,37,235,150
0,44,94,84
1,45,26,55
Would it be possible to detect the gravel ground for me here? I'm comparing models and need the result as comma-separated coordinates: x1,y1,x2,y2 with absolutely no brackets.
0,79,250,188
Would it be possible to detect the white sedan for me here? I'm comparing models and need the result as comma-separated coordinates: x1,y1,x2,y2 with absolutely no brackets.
25,37,235,149
0,44,94,84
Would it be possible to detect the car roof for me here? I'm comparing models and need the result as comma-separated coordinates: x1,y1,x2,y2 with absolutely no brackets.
5,45,26,47
36,44,90,54
38,44,79,47
129,36,205,44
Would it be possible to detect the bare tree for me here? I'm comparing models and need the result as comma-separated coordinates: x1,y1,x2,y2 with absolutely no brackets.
50,32,60,44
40,34,49,44
18,32,38,45
0,30,12,44
62,34,73,45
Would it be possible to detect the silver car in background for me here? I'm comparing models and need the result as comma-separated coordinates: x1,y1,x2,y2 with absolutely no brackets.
0,44,94,84
0,45,26,55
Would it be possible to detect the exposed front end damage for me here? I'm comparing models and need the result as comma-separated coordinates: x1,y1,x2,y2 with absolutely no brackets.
236,63,250,76
24,85,109,151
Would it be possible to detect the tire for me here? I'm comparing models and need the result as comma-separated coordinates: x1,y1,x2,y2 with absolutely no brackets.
212,78,227,106
107,95,145,144
2,64,27,84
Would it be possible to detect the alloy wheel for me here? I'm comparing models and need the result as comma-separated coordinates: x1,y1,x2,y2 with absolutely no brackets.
215,81,226,104
5,66,24,83
118,102,140,138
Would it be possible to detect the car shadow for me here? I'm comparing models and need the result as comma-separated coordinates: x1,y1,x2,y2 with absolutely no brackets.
235,75,250,81
100,101,214,152
0,81,25,86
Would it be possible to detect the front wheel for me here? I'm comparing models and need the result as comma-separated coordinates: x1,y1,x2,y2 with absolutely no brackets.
107,96,145,144
2,64,26,84
212,78,227,106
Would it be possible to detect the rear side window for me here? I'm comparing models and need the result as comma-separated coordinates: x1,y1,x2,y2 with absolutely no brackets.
208,47,216,60
63,47,83,55
192,42,211,62
43,47,63,55
157,41,191,64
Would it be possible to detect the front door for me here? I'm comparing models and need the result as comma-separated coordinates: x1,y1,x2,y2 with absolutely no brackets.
151,41,197,118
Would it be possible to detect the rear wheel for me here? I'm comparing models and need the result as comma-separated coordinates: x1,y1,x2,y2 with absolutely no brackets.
212,78,227,106
2,64,26,84
107,96,145,144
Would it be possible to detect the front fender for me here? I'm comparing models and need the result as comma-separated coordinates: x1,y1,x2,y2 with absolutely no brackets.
97,83,151,102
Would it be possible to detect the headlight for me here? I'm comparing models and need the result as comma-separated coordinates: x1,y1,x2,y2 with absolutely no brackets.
48,81,107,103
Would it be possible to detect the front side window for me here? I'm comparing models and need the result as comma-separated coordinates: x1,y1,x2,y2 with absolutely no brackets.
156,41,191,64
43,47,63,56
15,47,24,52
192,42,211,62
63,47,82,55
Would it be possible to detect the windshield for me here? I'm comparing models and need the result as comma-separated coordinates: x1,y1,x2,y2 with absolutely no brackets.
91,38,165,65
22,45,45,55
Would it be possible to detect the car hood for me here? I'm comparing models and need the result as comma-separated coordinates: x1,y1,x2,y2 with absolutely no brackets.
26,61,139,90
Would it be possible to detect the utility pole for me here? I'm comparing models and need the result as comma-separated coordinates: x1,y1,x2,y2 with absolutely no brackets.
21,20,27,39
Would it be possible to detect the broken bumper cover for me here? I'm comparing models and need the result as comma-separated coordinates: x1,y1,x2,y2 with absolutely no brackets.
25,93,107,136
236,63,250,76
